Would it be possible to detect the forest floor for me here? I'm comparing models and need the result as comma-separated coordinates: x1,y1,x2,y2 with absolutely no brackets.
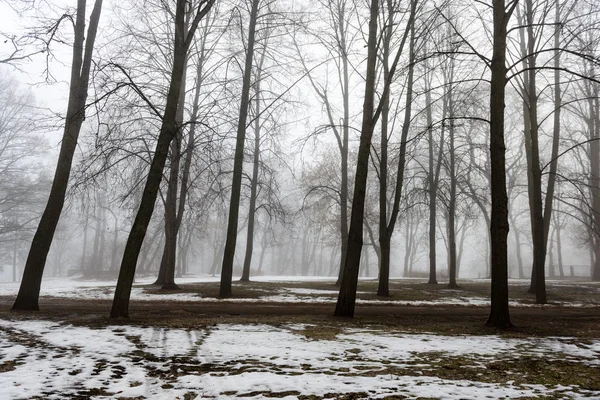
0,276,599,399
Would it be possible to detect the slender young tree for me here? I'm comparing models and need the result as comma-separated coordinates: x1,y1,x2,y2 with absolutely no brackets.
446,59,458,289
220,0,260,297
292,0,355,285
155,9,218,287
377,2,417,296
13,0,103,311
424,49,445,285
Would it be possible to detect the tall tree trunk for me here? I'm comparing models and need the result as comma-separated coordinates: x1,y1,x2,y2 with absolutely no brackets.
591,83,600,281
526,0,547,304
12,237,18,282
517,4,538,294
13,0,103,311
486,0,513,328
403,216,412,277
425,47,445,285
542,0,563,278
110,0,214,318
548,226,555,278
220,0,260,297
156,8,193,289
334,0,379,317
519,0,548,303
377,0,393,296
337,8,350,289
241,62,265,282
160,131,182,290
511,215,525,279
456,221,467,279
91,202,101,275
552,209,564,278
98,204,106,272
82,205,89,271
377,0,417,297
426,77,438,285
111,211,119,271
173,24,211,279
446,52,458,289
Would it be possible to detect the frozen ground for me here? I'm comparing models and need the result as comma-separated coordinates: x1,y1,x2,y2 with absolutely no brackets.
0,275,598,308
1,319,599,399
1,277,599,398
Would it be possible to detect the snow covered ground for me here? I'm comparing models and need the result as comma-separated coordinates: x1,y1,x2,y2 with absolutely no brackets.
1,275,598,308
1,319,599,399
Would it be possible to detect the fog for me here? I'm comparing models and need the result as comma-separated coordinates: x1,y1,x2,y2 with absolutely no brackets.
0,0,598,293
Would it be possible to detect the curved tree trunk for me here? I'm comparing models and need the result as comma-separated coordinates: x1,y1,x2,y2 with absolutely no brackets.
111,0,215,318
13,0,103,311
334,0,379,317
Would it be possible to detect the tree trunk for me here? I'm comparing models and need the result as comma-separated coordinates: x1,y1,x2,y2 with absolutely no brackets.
241,66,264,282
486,0,512,328
377,0,417,297
220,0,260,297
98,204,106,272
157,8,193,290
377,0,392,297
403,216,411,277
427,83,438,285
334,0,379,317
110,211,119,272
553,211,564,278
91,202,101,275
13,0,103,311
424,48,444,285
160,131,182,290
82,205,89,271
446,54,458,289
548,226,555,278
12,237,18,282
590,85,600,281
511,215,525,279
110,0,214,317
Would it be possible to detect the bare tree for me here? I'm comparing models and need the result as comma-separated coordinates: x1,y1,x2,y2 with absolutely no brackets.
13,0,104,311
111,0,215,318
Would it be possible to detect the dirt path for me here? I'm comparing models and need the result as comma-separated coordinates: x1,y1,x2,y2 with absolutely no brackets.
1,296,599,337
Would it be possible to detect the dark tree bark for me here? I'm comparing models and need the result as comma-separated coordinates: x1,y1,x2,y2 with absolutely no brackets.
486,0,514,328
521,0,547,303
377,0,417,297
13,0,103,311
334,0,379,317
241,47,267,282
110,0,215,318
447,80,458,289
159,128,182,290
377,0,393,297
155,7,196,290
220,0,260,297
588,86,600,281
425,62,444,285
